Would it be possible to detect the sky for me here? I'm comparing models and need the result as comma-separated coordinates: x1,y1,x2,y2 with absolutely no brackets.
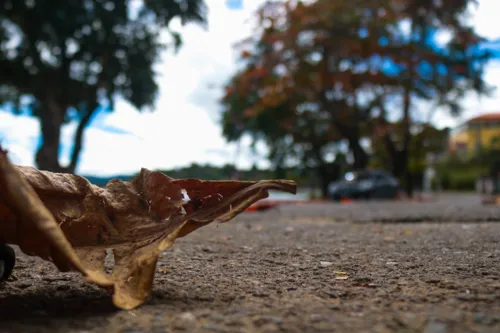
1,0,500,176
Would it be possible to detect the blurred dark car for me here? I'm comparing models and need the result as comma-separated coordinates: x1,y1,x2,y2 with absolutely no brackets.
327,169,399,201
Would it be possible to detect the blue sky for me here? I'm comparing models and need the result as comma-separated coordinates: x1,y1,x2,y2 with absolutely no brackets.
1,0,500,176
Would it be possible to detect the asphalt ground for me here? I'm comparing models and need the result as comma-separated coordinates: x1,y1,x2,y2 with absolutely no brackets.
0,192,499,333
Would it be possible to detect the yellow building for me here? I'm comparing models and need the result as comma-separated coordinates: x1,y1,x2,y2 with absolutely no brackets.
449,113,500,154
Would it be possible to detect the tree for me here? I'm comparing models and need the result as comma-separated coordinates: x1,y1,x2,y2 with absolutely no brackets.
222,0,493,197
221,0,401,197
367,0,492,195
0,0,207,173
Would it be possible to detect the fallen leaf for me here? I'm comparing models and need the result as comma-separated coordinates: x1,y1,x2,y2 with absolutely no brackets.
242,246,252,252
383,237,396,241
334,271,348,280
397,229,414,236
0,148,296,309
160,267,167,274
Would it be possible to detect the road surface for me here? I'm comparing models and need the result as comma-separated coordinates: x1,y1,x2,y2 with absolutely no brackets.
0,194,499,333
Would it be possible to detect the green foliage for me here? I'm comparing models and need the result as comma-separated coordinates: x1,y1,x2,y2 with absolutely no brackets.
437,166,485,191
371,122,450,177
429,136,500,191
155,163,309,184
435,154,488,191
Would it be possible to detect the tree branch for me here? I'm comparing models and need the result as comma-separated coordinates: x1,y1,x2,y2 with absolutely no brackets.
66,100,99,173
0,59,34,93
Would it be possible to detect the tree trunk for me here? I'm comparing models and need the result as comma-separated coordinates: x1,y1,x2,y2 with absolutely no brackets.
348,136,368,170
316,163,333,199
318,169,330,199
35,101,65,172
35,99,98,174
383,131,408,191
67,100,99,173
311,148,340,199
318,164,341,198
402,88,413,197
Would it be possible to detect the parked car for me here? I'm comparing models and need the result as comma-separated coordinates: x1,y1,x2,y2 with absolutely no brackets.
327,169,400,201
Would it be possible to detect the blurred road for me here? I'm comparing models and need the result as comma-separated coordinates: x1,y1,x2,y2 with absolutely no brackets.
265,192,500,222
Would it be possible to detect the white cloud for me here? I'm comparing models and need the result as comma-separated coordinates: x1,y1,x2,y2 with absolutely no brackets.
1,0,499,176
469,0,499,40
430,60,500,128
0,111,39,166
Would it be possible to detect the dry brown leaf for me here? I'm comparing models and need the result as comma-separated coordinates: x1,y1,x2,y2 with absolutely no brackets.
383,236,396,241
0,149,296,309
396,229,415,236
334,271,348,280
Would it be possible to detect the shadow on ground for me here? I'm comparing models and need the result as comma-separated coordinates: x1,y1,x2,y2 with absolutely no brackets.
0,285,117,321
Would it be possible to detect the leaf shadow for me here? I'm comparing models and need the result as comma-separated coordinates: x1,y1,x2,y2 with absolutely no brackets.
0,285,118,321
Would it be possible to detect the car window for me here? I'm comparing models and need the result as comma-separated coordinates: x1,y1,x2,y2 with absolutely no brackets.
371,172,393,183
347,171,394,183
352,172,371,181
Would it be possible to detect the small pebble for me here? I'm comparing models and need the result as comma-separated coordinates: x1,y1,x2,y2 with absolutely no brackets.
179,312,196,321
352,276,373,283
424,319,448,333
252,290,270,297
320,261,333,267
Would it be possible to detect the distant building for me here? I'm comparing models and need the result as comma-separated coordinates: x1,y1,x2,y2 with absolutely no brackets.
449,113,500,154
